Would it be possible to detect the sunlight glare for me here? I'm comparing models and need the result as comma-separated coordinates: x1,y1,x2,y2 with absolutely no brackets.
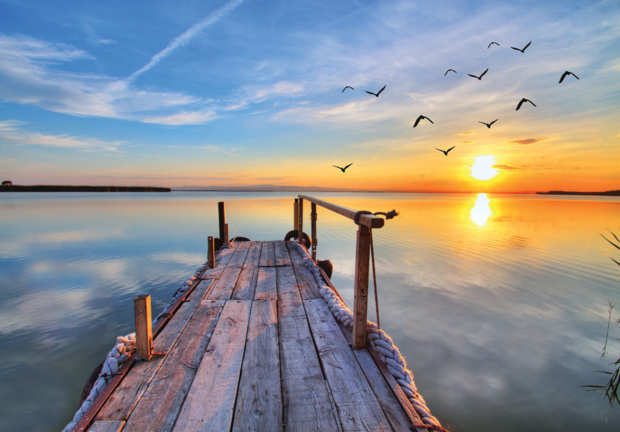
471,156,498,180
470,193,492,226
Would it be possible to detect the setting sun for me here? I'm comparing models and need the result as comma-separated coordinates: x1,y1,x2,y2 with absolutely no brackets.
471,156,498,181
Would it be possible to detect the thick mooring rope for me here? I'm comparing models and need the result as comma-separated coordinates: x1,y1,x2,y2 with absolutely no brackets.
61,265,206,432
293,242,443,429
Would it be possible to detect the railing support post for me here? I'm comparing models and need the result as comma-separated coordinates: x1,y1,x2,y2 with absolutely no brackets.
294,198,299,232
298,198,304,245
218,202,228,243
208,236,215,268
311,203,317,261
134,295,153,360
352,225,371,349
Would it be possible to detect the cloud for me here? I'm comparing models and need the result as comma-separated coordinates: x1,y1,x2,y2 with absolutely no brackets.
508,138,547,145
462,141,473,144
142,109,218,125
492,164,519,170
128,0,246,81
616,133,620,138
459,131,474,136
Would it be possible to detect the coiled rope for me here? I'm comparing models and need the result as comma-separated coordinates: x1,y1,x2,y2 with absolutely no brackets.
292,242,443,430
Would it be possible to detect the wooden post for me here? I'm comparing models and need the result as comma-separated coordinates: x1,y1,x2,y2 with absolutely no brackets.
293,198,299,232
298,198,304,244
134,295,153,360
223,223,229,244
218,202,228,243
311,203,317,261
352,225,371,349
208,236,215,268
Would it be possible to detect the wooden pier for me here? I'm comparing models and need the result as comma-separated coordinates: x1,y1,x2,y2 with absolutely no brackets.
75,197,436,432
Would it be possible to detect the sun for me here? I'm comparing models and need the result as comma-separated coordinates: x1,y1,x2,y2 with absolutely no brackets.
471,156,498,180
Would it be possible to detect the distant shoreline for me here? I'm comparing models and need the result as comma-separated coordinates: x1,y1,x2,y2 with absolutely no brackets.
0,185,170,192
536,190,620,196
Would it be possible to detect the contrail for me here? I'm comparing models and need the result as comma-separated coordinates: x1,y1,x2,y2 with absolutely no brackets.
128,0,245,81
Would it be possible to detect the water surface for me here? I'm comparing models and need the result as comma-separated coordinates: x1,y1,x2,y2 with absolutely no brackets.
1,192,619,431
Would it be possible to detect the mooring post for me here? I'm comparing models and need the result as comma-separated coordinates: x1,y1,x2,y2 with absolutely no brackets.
293,198,299,232
298,197,304,245
218,202,228,243
352,224,371,349
311,202,317,261
208,236,215,268
134,295,153,360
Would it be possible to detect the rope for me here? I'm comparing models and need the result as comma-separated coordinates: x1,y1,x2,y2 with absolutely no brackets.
293,242,443,429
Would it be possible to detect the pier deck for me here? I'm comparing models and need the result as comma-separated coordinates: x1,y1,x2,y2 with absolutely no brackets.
86,240,426,432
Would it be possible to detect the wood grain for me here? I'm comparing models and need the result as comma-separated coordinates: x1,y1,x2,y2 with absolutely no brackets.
207,266,242,300
287,242,321,300
352,224,371,349
254,267,277,300
232,300,282,432
199,267,223,280
232,242,262,300
87,421,125,432
215,242,238,268
297,195,384,229
274,240,291,266
121,301,226,432
304,299,393,431
134,295,152,360
259,241,275,267
226,241,251,267
172,300,251,432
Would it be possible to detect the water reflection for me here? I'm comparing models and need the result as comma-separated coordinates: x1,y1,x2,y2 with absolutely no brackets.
470,193,492,226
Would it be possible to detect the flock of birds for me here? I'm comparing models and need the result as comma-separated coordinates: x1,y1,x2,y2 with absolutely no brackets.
333,41,580,172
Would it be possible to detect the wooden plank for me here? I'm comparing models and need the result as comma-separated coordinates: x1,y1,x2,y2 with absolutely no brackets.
206,266,242,300
304,299,393,431
287,242,321,300
232,263,259,300
298,195,385,229
274,240,291,266
352,224,371,349
87,421,125,432
254,267,277,300
215,242,238,268
134,295,152,360
245,241,263,266
121,300,226,432
172,300,251,432
199,267,223,280
97,280,214,421
232,300,282,432
276,266,340,431
354,349,418,432
259,241,275,267
226,240,251,267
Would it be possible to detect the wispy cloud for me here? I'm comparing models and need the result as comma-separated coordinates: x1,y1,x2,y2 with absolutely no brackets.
128,0,246,81
508,138,547,145
492,164,519,170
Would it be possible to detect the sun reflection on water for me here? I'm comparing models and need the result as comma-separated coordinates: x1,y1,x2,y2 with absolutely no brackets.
470,193,492,226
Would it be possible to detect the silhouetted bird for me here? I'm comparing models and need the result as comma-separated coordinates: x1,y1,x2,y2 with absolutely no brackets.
479,119,498,129
333,163,353,173
511,41,531,53
468,68,488,80
487,42,500,49
436,146,455,156
365,85,386,97
342,86,354,93
413,115,434,128
444,69,457,76
559,71,579,83
516,98,536,111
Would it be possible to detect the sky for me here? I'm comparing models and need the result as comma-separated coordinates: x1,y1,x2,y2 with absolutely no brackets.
0,0,618,193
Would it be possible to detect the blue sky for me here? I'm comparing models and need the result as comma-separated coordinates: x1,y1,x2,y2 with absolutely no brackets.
1,0,619,191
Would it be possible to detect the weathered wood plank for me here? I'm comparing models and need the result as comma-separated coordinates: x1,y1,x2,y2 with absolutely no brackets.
199,267,223,280
215,242,238,268
97,280,215,421
352,224,371,349
206,266,242,300
244,241,262,266
259,241,275,267
254,267,277,300
121,300,226,432
232,300,282,432
232,242,262,300
134,295,153,360
304,299,393,431
226,241,251,267
172,300,251,432
287,242,321,300
276,266,340,431
354,349,417,432
87,421,125,432
274,240,291,266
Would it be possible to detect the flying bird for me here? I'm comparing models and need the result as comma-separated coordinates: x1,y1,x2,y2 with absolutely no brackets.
444,69,457,76
436,146,455,156
413,115,434,128
487,42,500,49
559,71,579,83
516,98,536,111
511,41,531,53
333,163,353,173
468,68,488,80
342,86,354,93
365,85,386,97
479,119,498,129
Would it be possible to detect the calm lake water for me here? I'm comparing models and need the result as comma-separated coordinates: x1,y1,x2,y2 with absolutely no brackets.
1,191,620,431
